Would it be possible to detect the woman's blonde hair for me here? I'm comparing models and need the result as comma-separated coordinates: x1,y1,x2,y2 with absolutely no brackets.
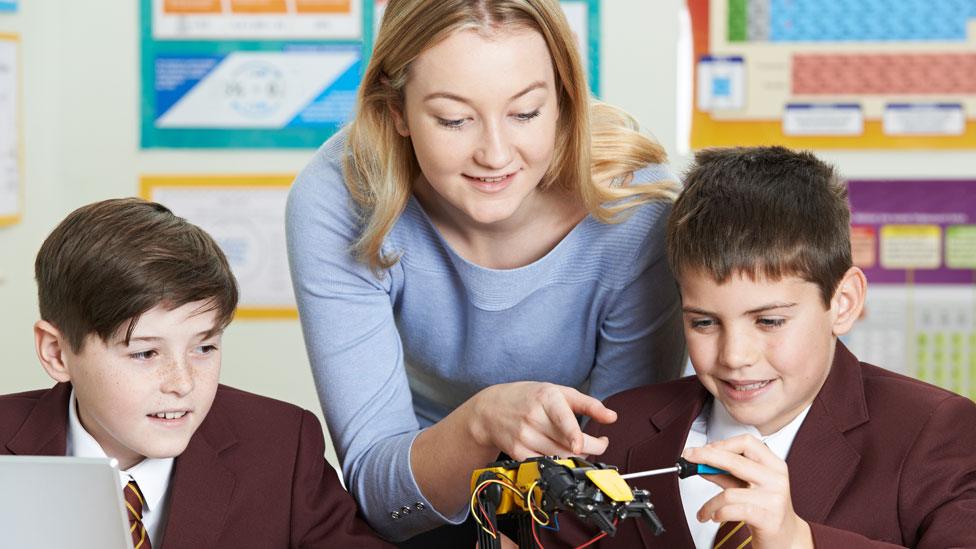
344,0,676,271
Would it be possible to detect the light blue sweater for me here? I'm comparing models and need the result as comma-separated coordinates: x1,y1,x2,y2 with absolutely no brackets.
285,131,686,541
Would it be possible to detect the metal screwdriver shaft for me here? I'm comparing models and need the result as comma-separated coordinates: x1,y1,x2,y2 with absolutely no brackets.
620,458,728,480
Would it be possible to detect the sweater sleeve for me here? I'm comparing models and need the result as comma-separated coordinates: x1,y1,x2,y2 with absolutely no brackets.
587,164,686,401
285,137,463,541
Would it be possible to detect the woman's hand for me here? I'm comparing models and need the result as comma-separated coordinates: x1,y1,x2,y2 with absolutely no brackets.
467,381,618,460
684,435,813,549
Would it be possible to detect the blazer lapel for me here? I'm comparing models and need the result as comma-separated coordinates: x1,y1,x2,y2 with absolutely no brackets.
160,403,237,548
627,382,709,549
6,383,71,456
787,343,867,523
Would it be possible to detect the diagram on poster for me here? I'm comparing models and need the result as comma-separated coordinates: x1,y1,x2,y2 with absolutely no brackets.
152,0,362,40
844,180,976,399
141,176,297,318
689,0,976,149
154,46,360,129
0,35,20,226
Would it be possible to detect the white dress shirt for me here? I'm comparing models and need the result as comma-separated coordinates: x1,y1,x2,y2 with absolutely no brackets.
679,400,811,548
66,390,174,548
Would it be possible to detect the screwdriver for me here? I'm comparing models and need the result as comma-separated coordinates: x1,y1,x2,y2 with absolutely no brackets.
619,457,728,480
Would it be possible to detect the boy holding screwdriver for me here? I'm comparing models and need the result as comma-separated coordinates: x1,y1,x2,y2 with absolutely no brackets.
550,147,976,548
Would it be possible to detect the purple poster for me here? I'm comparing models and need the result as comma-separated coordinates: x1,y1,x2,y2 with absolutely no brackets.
848,180,976,285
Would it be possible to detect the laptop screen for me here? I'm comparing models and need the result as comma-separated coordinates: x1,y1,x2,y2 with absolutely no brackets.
0,456,133,549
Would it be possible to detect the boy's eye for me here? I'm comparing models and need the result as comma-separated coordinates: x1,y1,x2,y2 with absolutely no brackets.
514,109,541,122
757,318,786,328
130,350,157,361
196,344,218,355
436,117,466,129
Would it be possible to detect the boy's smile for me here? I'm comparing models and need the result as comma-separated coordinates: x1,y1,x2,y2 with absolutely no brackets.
679,270,847,435
59,301,223,469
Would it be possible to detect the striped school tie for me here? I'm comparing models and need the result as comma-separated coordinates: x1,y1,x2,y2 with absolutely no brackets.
124,481,152,549
713,520,751,549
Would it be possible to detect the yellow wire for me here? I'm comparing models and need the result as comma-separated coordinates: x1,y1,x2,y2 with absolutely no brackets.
470,477,525,537
525,481,551,526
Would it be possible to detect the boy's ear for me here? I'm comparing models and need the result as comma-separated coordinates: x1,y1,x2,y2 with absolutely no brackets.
830,267,867,337
389,100,410,137
34,320,72,383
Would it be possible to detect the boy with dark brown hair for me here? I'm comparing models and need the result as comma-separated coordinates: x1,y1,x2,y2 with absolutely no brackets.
0,198,390,548
552,147,976,548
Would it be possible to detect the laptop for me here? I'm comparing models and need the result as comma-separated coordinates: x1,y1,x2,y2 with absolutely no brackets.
0,456,134,549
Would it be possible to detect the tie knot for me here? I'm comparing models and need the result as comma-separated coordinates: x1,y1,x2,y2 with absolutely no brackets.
124,481,146,520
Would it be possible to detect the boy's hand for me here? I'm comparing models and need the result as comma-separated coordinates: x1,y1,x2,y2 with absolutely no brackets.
683,435,814,549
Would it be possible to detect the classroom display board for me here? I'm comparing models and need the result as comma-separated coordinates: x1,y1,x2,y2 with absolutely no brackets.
141,0,601,148
0,1,16,13
688,0,976,149
0,34,20,226
844,180,976,399
141,0,366,148
141,175,298,318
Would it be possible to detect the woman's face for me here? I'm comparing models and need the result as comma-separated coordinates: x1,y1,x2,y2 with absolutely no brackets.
394,27,560,228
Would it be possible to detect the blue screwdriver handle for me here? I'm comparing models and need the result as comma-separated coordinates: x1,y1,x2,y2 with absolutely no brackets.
676,457,728,478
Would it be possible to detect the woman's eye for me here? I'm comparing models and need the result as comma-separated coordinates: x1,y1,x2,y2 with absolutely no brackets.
436,117,465,129
514,109,541,122
130,350,157,360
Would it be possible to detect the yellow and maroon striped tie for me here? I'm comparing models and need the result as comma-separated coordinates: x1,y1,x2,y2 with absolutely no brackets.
713,520,751,549
124,481,152,549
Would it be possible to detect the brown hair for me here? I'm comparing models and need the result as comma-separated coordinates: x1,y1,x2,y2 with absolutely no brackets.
666,146,851,307
35,198,239,351
345,0,674,272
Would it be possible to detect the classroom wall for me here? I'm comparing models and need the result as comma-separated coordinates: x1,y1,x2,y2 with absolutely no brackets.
1,1,975,469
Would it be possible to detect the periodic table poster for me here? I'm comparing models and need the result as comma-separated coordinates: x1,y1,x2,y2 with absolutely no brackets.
688,0,976,149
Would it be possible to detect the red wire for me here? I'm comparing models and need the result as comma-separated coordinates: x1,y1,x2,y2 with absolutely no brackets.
572,519,618,549
531,516,545,548
476,484,498,536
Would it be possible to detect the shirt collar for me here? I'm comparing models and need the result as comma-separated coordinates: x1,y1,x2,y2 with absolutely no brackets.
706,399,812,461
66,388,174,513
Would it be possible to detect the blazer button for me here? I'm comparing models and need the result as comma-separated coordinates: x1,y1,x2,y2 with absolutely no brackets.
390,511,400,520
400,506,412,515
414,502,425,512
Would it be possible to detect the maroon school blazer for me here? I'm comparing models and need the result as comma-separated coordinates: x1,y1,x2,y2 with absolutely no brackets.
546,343,976,548
1,382,393,548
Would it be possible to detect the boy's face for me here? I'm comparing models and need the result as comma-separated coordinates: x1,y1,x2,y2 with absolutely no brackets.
62,301,222,469
679,270,842,435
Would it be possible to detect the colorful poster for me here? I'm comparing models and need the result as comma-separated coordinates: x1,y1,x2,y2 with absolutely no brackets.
141,175,298,319
152,0,362,40
141,0,364,148
0,35,20,227
844,180,976,399
0,1,16,12
688,0,976,149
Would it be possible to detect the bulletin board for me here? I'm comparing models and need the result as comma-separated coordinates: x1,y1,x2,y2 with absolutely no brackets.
844,179,976,399
688,0,976,149
141,175,298,319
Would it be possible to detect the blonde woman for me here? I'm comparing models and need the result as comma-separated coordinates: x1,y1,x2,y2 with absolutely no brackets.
286,0,685,544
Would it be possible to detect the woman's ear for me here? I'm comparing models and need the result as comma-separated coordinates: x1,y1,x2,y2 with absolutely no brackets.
830,267,867,337
34,320,72,383
389,100,410,137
